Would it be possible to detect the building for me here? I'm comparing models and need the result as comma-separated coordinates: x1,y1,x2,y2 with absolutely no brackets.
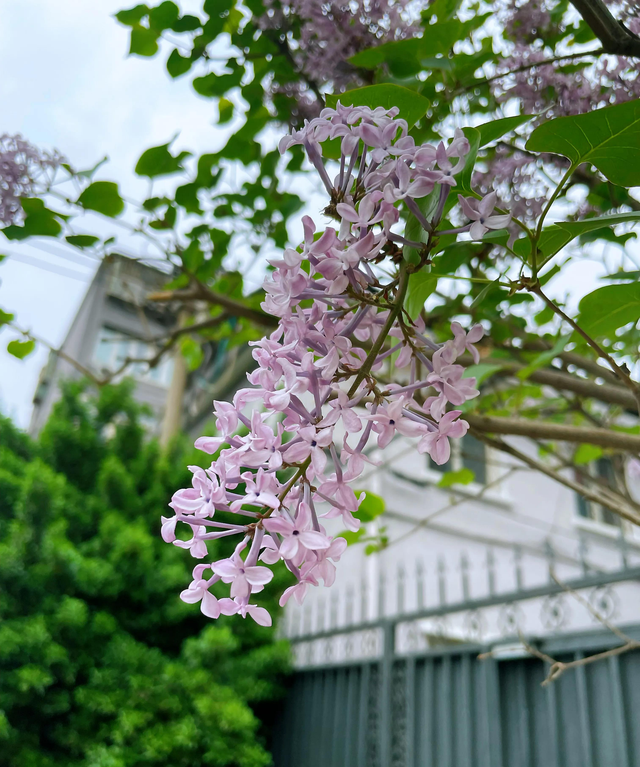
29,254,252,439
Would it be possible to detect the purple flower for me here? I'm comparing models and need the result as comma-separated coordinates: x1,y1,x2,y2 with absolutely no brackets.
263,501,331,559
458,192,511,239
417,410,469,465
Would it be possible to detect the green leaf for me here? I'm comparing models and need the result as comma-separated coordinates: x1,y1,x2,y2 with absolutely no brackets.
166,48,192,78
438,467,474,487
129,25,159,56
148,1,179,30
171,14,201,32
115,4,148,25
338,528,367,546
7,339,35,359
326,85,430,129
218,97,234,124
0,308,15,327
574,443,603,465
65,235,100,248
193,71,243,98
556,212,640,237
180,336,204,371
526,98,640,187
423,0,462,21
77,182,125,217
457,126,480,192
517,333,571,380
576,283,640,338
601,270,640,282
405,271,437,320
513,226,570,265
2,199,62,239
349,18,487,77
135,141,191,177
66,156,108,180
477,115,535,147
463,363,502,385
353,490,385,522
470,278,501,309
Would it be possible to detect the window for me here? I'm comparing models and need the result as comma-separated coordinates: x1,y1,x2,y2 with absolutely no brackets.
93,327,174,388
575,458,622,528
429,433,488,484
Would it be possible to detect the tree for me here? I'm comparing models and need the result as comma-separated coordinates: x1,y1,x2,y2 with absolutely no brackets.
0,380,289,767
1,1,640,608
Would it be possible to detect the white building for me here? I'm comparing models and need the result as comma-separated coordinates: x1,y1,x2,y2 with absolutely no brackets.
283,432,640,665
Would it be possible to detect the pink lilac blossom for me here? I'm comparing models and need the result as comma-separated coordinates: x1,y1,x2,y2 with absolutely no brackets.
258,1,418,123
0,134,63,225
483,0,640,220
163,103,501,625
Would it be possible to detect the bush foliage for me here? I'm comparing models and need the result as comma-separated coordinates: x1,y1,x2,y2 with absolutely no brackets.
0,380,290,767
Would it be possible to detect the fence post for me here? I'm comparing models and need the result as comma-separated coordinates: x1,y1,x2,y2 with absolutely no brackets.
379,621,395,766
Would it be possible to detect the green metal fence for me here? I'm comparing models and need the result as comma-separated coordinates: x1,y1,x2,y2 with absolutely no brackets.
272,627,640,766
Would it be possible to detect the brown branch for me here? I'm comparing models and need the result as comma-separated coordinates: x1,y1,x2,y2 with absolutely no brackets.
459,354,637,412
570,0,640,57
533,286,640,413
472,431,640,526
466,413,640,452
516,569,640,685
148,284,278,328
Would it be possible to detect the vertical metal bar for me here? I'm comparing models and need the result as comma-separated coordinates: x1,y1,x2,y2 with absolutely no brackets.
360,576,368,623
357,665,370,767
545,673,561,767
405,656,416,767
330,590,339,629
544,539,556,583
378,569,386,618
344,667,357,767
332,669,346,766
421,659,435,764
397,562,406,615
608,654,630,767
487,548,496,596
461,551,470,601
618,526,629,570
515,661,531,767
459,653,473,767
326,671,338,764
416,559,425,609
308,672,323,766
575,654,594,767
441,655,453,767
578,530,590,577
346,583,355,627
514,545,523,591
483,658,504,767
379,623,395,767
438,556,447,605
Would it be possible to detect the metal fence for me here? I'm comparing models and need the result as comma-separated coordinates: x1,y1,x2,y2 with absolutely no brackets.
272,542,640,766
272,625,640,767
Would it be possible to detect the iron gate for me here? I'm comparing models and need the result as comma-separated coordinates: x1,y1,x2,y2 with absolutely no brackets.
272,628,640,766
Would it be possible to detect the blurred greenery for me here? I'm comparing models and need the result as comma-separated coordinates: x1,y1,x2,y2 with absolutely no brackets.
0,379,290,767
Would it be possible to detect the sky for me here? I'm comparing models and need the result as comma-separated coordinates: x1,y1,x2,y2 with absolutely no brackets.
0,2,637,429
0,0,227,427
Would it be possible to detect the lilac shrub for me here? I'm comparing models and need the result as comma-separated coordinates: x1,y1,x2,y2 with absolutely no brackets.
162,104,504,626
258,1,417,121
0,134,63,225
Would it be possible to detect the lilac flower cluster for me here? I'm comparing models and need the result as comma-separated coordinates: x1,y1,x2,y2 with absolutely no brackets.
258,1,417,122
163,103,499,625
0,134,63,225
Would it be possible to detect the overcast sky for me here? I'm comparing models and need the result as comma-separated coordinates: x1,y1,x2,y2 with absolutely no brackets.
0,0,227,426
1,2,636,429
